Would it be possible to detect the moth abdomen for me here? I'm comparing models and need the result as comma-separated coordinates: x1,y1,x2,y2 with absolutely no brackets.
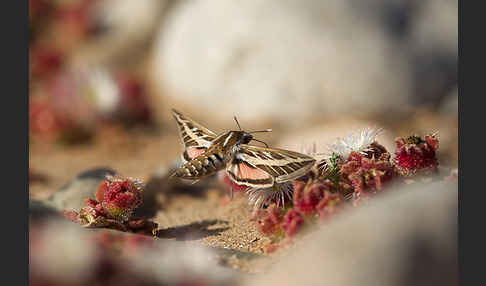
175,152,226,179
173,164,194,178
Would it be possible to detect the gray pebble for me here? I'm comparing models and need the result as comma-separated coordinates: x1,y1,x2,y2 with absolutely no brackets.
46,167,117,211
29,199,60,221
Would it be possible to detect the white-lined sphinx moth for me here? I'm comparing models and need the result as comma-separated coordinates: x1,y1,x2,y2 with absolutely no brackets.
171,109,316,202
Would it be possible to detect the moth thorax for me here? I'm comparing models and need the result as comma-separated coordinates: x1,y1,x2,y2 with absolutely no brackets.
229,145,242,160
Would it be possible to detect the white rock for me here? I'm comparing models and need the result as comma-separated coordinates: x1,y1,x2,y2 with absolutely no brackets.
153,0,412,125
440,87,458,117
408,0,458,55
72,0,167,67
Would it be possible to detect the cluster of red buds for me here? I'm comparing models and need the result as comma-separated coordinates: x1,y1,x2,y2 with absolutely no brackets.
339,150,394,200
252,179,346,253
29,69,154,144
255,204,284,237
320,130,437,203
29,0,99,83
115,74,153,125
393,133,439,176
235,128,447,253
29,46,64,79
29,94,95,145
29,0,154,145
62,175,157,235
30,0,98,52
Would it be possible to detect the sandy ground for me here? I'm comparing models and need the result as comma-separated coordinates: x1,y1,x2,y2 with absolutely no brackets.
29,116,278,271
29,100,458,273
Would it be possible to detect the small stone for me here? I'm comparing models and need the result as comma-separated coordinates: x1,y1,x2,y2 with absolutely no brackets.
46,167,117,211
29,199,60,221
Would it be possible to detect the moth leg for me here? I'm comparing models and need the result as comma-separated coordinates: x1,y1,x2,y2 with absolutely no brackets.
190,179,200,185
169,171,178,179
230,186,234,200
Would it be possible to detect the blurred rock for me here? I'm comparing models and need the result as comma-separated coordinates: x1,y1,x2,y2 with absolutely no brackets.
133,171,167,218
132,232,238,285
407,0,457,106
142,163,219,211
407,0,457,56
315,0,457,108
72,0,168,68
439,87,458,117
30,219,238,285
409,50,457,107
30,219,100,284
154,0,412,125
351,0,421,40
46,167,117,211
154,0,457,125
29,199,60,221
246,179,458,286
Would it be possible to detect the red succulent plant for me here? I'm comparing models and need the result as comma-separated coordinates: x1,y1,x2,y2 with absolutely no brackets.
340,151,394,196
62,175,154,234
316,191,345,222
292,181,326,215
30,46,64,79
116,74,153,124
97,176,143,222
249,128,447,254
393,133,439,176
281,209,304,238
256,204,284,236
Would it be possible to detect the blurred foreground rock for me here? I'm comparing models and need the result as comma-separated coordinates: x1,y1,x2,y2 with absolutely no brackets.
29,199,60,221
30,219,238,286
72,0,168,68
246,179,458,286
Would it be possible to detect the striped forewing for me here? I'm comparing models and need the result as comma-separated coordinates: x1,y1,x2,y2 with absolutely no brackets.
171,109,217,161
226,145,316,187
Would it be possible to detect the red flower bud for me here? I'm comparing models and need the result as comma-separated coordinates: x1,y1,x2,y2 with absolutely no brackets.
393,134,439,176
281,209,304,238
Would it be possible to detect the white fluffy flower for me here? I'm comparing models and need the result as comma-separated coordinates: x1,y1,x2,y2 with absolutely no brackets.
246,182,293,210
328,127,384,158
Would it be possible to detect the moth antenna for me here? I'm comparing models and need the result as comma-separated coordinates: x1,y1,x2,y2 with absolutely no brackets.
250,129,272,134
234,116,242,131
252,138,269,148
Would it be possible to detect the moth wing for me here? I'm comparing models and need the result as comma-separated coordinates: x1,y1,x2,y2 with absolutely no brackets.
183,146,208,162
226,159,274,188
235,145,316,184
171,109,217,162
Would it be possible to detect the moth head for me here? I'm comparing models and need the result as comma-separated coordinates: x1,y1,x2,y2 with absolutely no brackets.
233,116,272,147
241,132,254,144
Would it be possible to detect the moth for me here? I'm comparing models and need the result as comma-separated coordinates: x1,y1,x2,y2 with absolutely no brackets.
170,109,316,202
